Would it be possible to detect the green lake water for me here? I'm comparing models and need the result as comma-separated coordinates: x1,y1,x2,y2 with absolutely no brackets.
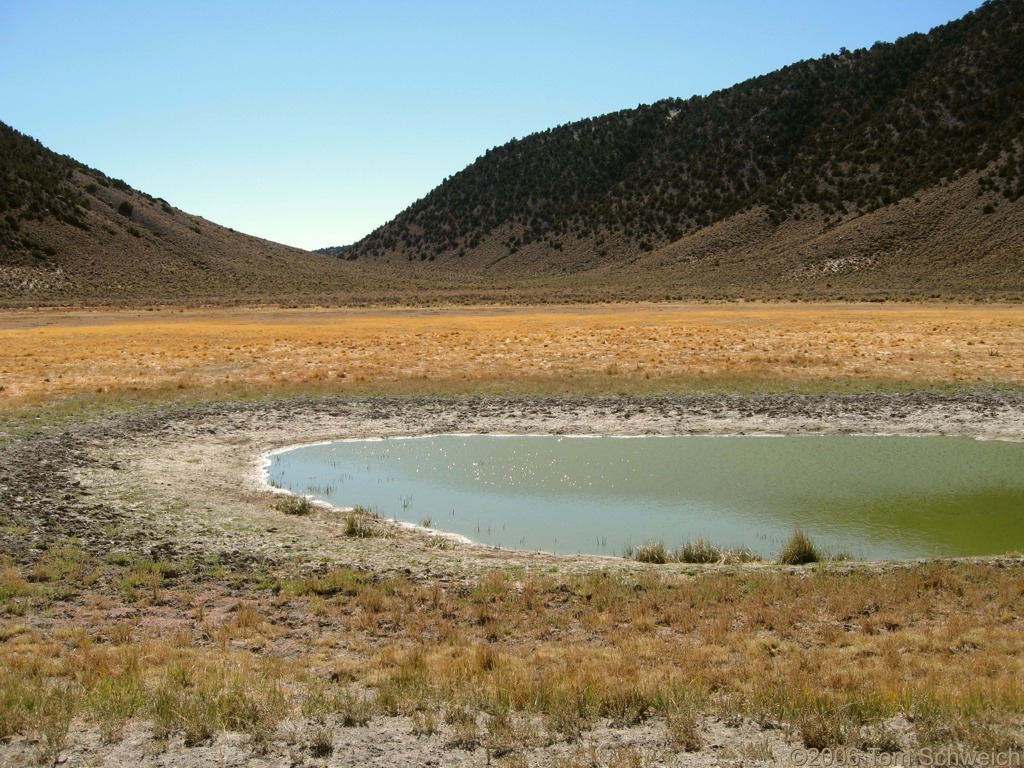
265,435,1024,560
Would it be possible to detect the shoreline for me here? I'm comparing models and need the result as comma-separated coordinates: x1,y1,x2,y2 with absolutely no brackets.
4,389,1024,577
258,427,1024,561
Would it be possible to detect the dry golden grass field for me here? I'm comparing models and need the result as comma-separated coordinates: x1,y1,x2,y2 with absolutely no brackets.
2,303,1023,409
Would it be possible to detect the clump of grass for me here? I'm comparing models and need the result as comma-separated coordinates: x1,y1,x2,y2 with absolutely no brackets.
337,692,375,727
544,683,599,742
665,704,703,752
308,726,334,757
601,684,650,727
275,495,313,516
33,681,79,765
0,565,35,616
859,722,905,753
630,538,763,565
373,647,434,716
29,545,90,584
411,709,438,736
633,540,668,564
151,659,287,746
778,530,822,565
88,672,148,744
283,566,366,597
112,557,176,604
0,672,32,742
482,710,539,756
659,688,705,753
796,703,851,749
631,532,843,567
305,684,376,727
229,602,267,634
343,508,377,538
444,705,480,749
721,546,762,564
675,538,722,564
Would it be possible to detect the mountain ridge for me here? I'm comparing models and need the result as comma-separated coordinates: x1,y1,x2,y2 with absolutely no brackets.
338,0,1023,299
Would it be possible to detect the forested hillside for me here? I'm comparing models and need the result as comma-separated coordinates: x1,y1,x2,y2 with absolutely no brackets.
343,0,1023,297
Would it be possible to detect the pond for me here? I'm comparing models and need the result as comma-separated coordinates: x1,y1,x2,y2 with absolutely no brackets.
264,434,1024,560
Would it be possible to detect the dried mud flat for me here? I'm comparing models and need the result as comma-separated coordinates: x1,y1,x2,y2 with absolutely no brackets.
2,391,1024,768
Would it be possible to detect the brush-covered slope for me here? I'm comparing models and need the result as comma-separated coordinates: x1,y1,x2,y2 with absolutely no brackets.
0,122,392,306
345,0,1024,299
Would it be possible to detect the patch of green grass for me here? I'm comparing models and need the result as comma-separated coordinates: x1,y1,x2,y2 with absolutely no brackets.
343,507,377,538
87,672,149,744
675,537,722,564
0,670,34,742
628,537,763,565
28,544,89,584
110,557,179,603
778,530,822,565
796,700,852,749
0,564,35,607
275,495,313,516
283,566,367,597
301,683,374,727
151,659,286,746
665,702,703,752
632,540,668,564
33,680,79,765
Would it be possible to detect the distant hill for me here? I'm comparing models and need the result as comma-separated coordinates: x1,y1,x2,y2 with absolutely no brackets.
343,0,1024,300
314,245,353,259
0,122,398,306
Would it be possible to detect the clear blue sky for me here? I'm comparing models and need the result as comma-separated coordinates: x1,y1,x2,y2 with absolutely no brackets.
0,0,983,250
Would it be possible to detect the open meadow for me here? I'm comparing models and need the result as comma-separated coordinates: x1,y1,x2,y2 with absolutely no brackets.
2,303,1024,767
2,303,1023,407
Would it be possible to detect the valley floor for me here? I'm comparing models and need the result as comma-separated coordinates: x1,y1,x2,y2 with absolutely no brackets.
1,302,1023,407
1,303,1023,767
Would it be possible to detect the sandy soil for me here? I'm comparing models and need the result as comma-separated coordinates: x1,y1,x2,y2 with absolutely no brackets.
2,392,1023,767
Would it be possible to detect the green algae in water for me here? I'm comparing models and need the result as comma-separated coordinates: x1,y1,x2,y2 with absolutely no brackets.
266,435,1024,560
